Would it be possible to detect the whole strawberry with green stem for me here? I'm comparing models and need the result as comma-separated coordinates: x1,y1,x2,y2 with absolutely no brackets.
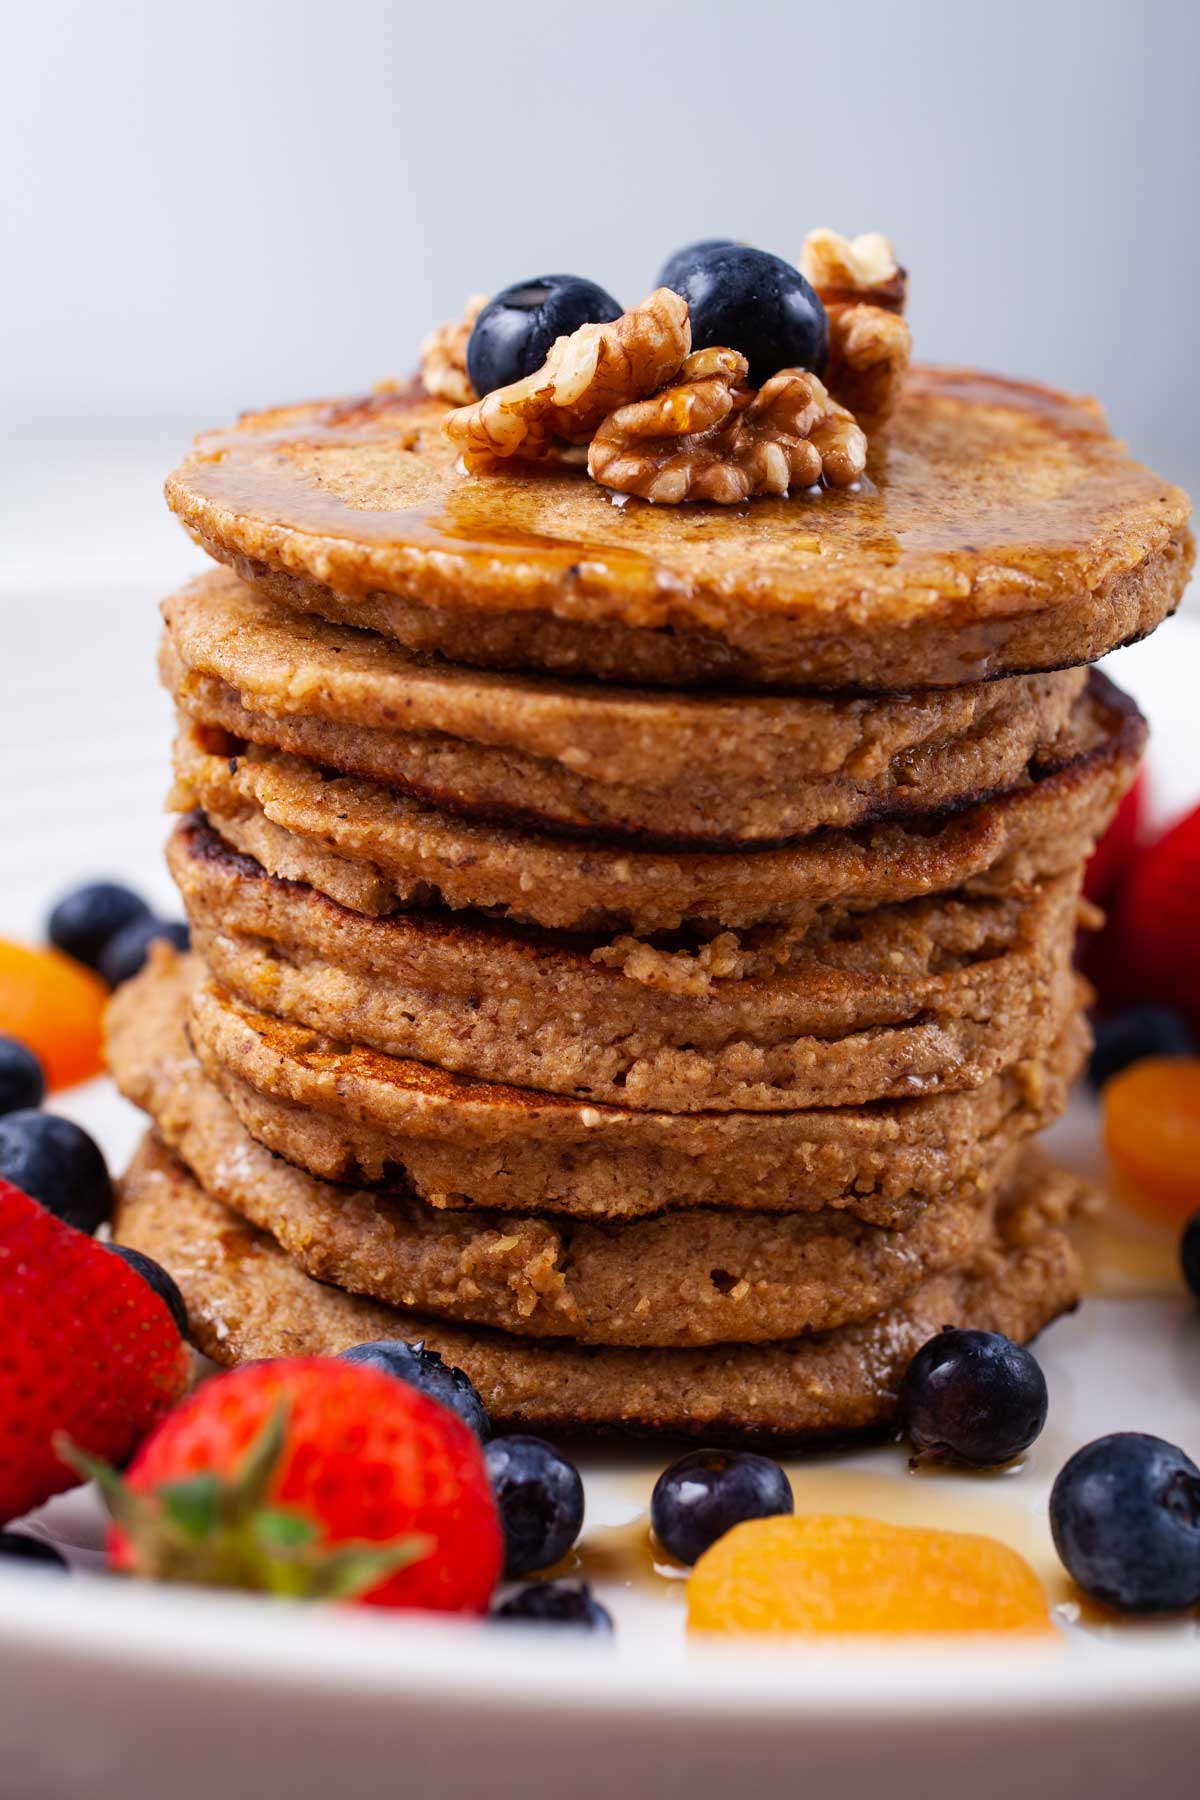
71,1358,503,1612
0,1179,189,1524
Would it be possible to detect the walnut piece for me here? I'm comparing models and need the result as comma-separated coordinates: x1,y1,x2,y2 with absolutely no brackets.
801,229,907,313
442,289,690,471
588,346,866,503
420,295,487,406
801,228,911,429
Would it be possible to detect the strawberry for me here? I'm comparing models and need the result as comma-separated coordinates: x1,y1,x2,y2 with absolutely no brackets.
77,1358,502,1612
0,1180,189,1524
1084,770,1146,906
1098,801,1200,1029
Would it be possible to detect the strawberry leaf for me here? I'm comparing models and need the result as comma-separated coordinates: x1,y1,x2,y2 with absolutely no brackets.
160,1475,222,1539
253,1508,317,1551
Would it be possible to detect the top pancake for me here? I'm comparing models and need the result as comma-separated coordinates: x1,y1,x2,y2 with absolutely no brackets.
165,369,1192,691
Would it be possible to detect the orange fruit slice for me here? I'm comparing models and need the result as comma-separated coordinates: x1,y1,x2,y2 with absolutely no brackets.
0,939,107,1091
1104,1057,1200,1224
687,1514,1053,1636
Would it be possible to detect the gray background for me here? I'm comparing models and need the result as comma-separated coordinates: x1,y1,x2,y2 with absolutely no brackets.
2,0,1197,586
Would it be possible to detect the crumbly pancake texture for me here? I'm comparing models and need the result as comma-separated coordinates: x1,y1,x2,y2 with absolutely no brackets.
169,671,1143,936
174,821,1083,1113
106,954,1005,1347
163,371,1192,692
115,1131,1085,1440
173,952,1087,1222
162,570,1087,846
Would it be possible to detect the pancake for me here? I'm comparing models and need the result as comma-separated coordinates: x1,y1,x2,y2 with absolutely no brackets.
115,1131,1085,1441
169,669,1143,935
105,959,1001,1346
161,570,1087,847
163,370,1192,693
171,953,1088,1221
174,821,1083,1112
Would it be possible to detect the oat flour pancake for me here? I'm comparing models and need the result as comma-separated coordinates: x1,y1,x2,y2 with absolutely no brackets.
175,821,1083,1112
162,571,1087,846
178,955,1088,1222
164,370,1192,693
170,670,1143,935
107,959,1002,1347
116,1132,1085,1440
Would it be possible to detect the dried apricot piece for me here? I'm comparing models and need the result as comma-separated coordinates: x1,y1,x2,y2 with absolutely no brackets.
687,1514,1053,1636
1103,1057,1200,1224
0,939,107,1090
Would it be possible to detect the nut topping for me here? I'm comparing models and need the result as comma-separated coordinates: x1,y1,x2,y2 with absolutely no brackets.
588,347,866,504
443,288,690,471
419,294,487,406
801,229,907,313
801,228,911,429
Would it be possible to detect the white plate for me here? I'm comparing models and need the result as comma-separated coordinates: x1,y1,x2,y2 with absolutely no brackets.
0,581,1198,1800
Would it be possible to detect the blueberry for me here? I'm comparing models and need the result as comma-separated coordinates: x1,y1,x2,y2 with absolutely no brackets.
658,244,828,386
0,1038,45,1115
97,917,189,989
484,1435,584,1576
650,1448,793,1566
1181,1213,1200,1303
0,1110,112,1233
656,238,739,291
0,1533,68,1572
466,275,623,397
339,1338,490,1440
898,1328,1048,1468
48,881,152,972
1087,1004,1198,1091
107,1245,188,1337
494,1579,613,1632
1050,1432,1200,1613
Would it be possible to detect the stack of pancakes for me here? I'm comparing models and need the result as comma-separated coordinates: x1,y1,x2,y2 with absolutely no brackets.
107,365,1191,1441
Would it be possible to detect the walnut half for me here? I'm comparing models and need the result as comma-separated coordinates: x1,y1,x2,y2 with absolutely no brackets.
588,347,866,504
801,228,912,429
442,289,690,471
420,295,487,406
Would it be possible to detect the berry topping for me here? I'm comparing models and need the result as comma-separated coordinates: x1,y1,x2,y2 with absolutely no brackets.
494,1579,613,1632
0,1179,189,1524
0,1531,68,1571
107,1246,189,1338
0,1110,111,1234
1087,1004,1198,1091
655,238,738,291
466,275,624,398
898,1328,1049,1468
687,1514,1052,1636
92,1358,502,1611
484,1435,584,1577
650,1449,793,1566
0,940,106,1091
340,1338,490,1440
0,1038,45,1115
1050,1433,1200,1614
98,918,190,990
47,882,152,973
1182,1213,1200,1303
1100,800,1200,1031
1103,1057,1200,1222
658,243,828,386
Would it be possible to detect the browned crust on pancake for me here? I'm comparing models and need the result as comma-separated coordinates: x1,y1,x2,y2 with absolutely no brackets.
115,1130,1085,1440
106,955,1007,1347
164,370,1192,691
161,571,1089,846
169,953,1088,1222
167,671,1143,936
176,822,1083,1112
